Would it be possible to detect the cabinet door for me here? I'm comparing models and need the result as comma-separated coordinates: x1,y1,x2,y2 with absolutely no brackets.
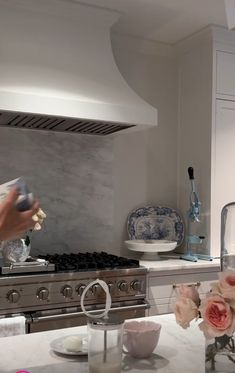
217,51,235,97
147,271,218,316
211,100,235,256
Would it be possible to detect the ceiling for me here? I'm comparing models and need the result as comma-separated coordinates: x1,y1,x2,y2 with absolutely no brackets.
80,0,228,44
0,0,229,45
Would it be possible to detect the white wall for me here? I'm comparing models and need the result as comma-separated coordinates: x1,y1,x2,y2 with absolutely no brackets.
111,34,178,256
176,32,213,256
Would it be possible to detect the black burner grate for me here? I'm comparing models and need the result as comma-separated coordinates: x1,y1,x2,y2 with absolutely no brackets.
38,252,139,272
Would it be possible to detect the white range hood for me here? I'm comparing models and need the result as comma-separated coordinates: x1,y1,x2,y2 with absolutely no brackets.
0,0,157,135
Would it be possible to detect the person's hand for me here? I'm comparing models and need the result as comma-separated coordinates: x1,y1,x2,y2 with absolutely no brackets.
32,208,47,230
0,187,39,241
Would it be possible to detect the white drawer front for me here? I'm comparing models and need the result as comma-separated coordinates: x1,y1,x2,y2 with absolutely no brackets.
148,303,172,316
148,272,218,301
147,281,214,316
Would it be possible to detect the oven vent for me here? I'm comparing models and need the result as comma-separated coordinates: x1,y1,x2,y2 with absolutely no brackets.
0,111,135,136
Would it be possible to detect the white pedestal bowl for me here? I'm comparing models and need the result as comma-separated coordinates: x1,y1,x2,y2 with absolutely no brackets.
125,240,177,261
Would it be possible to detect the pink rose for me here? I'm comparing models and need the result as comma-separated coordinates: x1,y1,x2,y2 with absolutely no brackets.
199,294,235,338
177,284,200,307
218,269,235,300
173,297,199,329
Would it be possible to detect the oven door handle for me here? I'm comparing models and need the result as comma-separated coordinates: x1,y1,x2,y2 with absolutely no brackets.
108,301,150,313
30,301,150,323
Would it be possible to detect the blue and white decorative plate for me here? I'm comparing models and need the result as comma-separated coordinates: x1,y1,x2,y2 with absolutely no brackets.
127,206,184,246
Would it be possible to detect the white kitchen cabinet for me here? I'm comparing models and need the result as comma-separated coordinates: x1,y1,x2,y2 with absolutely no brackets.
216,51,235,97
211,100,235,256
177,26,235,258
146,270,218,316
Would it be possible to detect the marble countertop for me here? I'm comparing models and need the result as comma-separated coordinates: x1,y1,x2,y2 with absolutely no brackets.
140,256,220,274
0,314,204,373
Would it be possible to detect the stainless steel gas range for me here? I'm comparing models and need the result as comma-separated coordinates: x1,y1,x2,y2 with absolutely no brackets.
0,252,149,333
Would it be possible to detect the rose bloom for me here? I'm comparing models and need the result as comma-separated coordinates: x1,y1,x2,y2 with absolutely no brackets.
173,297,199,329
218,269,235,300
177,284,200,307
199,294,235,338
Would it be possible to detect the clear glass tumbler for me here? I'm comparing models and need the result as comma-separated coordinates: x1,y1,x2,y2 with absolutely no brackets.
1,234,31,263
88,316,124,373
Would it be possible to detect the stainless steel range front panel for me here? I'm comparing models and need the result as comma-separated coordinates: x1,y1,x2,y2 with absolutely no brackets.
0,268,147,315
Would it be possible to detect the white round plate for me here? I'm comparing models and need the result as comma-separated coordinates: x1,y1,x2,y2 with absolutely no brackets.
50,334,88,356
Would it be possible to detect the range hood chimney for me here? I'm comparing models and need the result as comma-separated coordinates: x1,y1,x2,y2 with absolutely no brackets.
0,0,157,136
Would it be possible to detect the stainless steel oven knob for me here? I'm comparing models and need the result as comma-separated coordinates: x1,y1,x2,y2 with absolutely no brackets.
118,281,128,292
107,282,114,294
7,290,20,303
37,287,49,301
76,284,86,296
91,284,101,296
130,280,141,292
61,285,73,298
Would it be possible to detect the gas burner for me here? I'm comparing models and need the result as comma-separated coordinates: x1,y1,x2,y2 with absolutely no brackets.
38,251,139,272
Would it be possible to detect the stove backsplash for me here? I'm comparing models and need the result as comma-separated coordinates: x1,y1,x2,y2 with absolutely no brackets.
0,127,113,255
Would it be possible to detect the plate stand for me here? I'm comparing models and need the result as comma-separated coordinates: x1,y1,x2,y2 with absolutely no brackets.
140,252,161,261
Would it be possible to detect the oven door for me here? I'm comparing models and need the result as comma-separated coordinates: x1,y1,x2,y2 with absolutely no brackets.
27,300,150,333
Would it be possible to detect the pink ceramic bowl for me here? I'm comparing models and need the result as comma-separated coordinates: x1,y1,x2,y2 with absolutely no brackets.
123,320,161,358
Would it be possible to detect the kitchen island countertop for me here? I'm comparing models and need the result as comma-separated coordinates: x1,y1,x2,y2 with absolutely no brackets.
0,313,204,373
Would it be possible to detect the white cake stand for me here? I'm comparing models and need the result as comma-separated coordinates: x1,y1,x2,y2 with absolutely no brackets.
125,240,177,261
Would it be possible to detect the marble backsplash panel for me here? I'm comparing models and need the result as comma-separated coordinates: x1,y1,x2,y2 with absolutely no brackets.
0,127,113,255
